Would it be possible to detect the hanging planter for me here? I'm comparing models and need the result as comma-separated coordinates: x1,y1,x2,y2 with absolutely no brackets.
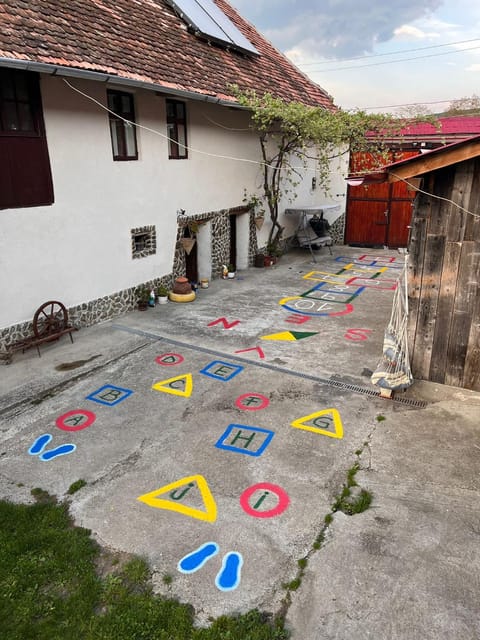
180,237,196,254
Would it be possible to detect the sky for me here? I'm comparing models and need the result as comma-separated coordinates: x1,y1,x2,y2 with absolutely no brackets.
230,0,480,114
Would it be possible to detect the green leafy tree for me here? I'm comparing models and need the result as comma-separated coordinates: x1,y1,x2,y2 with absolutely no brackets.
233,87,433,251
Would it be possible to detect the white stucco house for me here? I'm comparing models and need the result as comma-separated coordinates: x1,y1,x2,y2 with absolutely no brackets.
0,0,347,346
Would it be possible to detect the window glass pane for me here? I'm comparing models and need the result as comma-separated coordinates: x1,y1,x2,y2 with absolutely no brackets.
2,101,19,131
176,102,185,119
18,102,35,131
15,74,29,102
1,74,15,100
167,123,176,156
177,124,186,156
107,92,116,111
121,95,132,116
109,119,119,156
166,102,175,119
125,123,137,157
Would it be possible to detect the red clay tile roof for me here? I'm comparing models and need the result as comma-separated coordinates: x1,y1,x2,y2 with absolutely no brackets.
0,0,335,109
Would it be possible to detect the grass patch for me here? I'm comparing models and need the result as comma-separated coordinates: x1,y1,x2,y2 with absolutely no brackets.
282,578,301,591
331,464,373,517
376,414,386,422
0,495,289,640
67,479,87,495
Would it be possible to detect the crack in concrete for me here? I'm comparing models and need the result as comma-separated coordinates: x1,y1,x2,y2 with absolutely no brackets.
0,341,157,419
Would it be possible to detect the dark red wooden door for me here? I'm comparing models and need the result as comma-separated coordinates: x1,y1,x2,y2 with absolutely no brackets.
345,199,388,246
345,151,417,248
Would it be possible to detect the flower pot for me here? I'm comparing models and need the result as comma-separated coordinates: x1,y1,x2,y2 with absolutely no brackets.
157,296,168,305
227,271,235,279
254,254,265,268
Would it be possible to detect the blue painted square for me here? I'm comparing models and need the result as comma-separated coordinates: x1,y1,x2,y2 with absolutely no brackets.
200,360,243,381
86,384,133,406
215,424,274,457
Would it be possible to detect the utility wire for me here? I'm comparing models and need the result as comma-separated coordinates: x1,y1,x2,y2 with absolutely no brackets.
391,173,480,219
64,79,479,219
298,37,480,67
63,79,317,173
308,44,480,72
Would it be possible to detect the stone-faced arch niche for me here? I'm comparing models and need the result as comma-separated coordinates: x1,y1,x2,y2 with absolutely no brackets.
173,207,256,283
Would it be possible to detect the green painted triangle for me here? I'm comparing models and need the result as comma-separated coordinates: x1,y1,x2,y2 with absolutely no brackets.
290,331,318,340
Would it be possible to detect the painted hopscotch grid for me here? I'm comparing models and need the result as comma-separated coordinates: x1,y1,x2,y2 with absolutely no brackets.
345,276,398,290
300,282,365,303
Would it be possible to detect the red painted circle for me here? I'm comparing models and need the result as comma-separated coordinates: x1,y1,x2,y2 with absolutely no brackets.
155,353,184,366
235,393,270,411
56,409,96,432
240,483,290,518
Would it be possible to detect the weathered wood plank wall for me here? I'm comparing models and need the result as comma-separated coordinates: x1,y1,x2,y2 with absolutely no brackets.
408,157,480,391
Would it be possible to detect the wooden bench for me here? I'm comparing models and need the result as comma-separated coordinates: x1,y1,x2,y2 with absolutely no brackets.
1,301,78,364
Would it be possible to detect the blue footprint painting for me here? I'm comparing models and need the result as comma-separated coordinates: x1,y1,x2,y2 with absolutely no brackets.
215,552,243,592
178,542,219,573
29,434,76,461
177,543,243,592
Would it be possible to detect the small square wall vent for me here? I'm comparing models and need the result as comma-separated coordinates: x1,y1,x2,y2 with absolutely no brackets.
131,225,156,259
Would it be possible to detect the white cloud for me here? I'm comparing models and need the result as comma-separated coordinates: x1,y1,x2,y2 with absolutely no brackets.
393,25,440,40
231,0,480,110
232,0,443,58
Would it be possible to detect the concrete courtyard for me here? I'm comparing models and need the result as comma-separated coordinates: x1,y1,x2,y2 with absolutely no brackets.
1,247,479,639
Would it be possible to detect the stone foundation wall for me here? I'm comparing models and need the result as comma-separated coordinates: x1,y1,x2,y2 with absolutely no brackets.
1,207,313,349
0,276,172,351
329,213,345,245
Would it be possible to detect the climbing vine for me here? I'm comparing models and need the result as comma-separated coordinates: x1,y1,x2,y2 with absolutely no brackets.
233,87,434,251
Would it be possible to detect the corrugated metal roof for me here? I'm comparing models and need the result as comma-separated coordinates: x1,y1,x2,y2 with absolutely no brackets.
349,134,480,185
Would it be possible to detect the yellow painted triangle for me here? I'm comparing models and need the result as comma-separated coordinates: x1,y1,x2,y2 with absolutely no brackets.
261,331,296,341
291,408,344,439
152,373,193,397
137,474,217,522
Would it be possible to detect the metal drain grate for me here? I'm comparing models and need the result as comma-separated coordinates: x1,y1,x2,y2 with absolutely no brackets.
112,324,428,408
326,378,427,408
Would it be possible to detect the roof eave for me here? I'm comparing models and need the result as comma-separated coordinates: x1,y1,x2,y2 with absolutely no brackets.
0,57,246,108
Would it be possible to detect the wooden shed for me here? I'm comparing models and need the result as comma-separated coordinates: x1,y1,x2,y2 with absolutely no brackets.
352,136,480,391
345,116,480,249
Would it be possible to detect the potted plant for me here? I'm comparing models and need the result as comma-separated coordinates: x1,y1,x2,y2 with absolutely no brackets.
227,264,236,279
265,243,282,265
136,285,150,310
156,284,169,304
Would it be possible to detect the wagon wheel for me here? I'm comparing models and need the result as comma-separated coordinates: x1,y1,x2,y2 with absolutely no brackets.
33,301,69,340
